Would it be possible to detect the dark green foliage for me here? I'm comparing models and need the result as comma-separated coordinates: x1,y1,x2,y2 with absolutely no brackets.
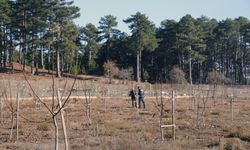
124,12,159,82
0,1,250,84
80,23,100,74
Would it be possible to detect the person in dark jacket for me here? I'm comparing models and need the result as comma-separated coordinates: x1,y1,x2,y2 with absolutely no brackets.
129,88,136,107
138,86,145,109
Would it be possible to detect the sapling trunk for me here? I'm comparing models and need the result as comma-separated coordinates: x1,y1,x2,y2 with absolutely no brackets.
53,115,59,150
16,92,19,141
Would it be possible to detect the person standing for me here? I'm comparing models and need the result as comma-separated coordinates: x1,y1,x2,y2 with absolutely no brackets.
138,86,145,109
129,88,136,107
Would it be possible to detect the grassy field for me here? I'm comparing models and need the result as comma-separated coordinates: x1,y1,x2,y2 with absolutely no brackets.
0,75,250,150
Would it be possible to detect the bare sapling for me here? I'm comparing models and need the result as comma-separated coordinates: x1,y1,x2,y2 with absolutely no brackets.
202,87,211,126
191,86,196,110
1,80,21,142
8,81,15,142
83,89,91,124
151,84,165,140
2,81,15,142
100,87,108,113
192,85,202,112
226,93,235,122
196,87,210,128
230,97,234,122
212,83,217,106
151,85,164,139
152,85,162,114
24,73,76,150
229,85,237,122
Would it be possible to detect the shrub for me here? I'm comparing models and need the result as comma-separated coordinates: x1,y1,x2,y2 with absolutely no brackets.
143,70,150,81
117,67,133,80
103,60,119,83
70,65,80,75
206,71,231,85
88,60,99,74
169,66,187,84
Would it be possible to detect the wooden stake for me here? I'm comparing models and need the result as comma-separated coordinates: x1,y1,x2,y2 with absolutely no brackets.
197,103,200,127
160,85,164,140
9,111,14,141
58,90,69,150
84,89,91,123
172,91,176,141
16,92,19,141
0,96,2,123
230,98,234,122
88,91,91,119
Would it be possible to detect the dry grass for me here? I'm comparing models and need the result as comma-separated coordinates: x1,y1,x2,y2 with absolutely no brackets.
225,125,250,142
37,123,51,131
0,76,250,149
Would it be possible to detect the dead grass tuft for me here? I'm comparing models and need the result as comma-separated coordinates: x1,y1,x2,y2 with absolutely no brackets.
226,126,250,142
37,123,51,131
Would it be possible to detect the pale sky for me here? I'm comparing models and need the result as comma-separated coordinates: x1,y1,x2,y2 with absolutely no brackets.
73,0,250,33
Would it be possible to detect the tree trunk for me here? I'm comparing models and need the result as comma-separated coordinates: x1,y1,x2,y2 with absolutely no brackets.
52,30,55,72
35,48,39,75
234,51,237,83
164,56,167,81
239,55,244,84
3,27,7,70
9,27,14,71
189,54,193,85
243,45,247,84
53,115,59,150
75,49,78,68
0,34,2,68
56,32,61,77
140,50,142,81
41,46,44,70
88,49,92,67
31,43,35,75
61,51,64,76
19,33,22,65
23,46,26,72
48,42,51,74
23,11,27,72
137,50,141,83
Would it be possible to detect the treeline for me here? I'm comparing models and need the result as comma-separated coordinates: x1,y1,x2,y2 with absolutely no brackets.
1,0,250,84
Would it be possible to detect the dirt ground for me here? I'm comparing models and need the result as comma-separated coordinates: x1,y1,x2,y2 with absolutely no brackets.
0,75,250,150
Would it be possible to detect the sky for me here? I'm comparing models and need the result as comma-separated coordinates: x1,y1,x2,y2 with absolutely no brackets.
73,0,250,33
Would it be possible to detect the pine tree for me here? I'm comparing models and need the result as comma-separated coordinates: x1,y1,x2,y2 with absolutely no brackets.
81,23,100,73
124,12,159,82
176,14,206,85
